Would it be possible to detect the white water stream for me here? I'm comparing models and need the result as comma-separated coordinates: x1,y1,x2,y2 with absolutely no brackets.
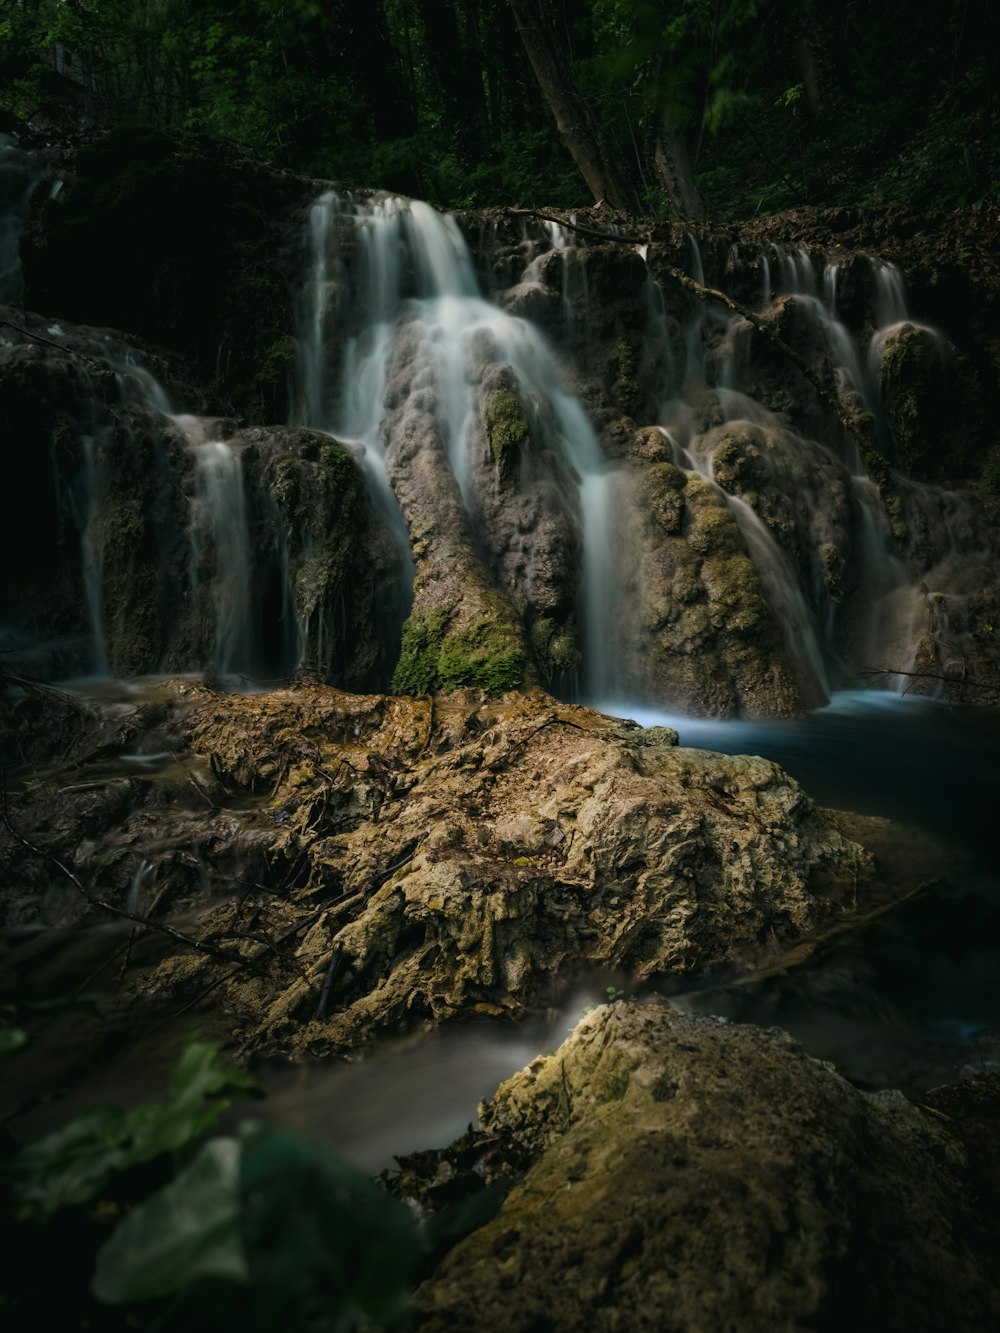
297,191,620,697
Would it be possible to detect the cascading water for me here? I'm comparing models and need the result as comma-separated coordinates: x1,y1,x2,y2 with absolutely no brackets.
70,432,109,676
297,191,619,699
116,363,260,679
0,133,34,302
188,436,255,677
651,237,970,702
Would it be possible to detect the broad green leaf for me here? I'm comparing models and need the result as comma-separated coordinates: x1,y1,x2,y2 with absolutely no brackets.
0,1025,27,1055
93,1137,247,1304
7,1041,259,1221
239,1126,425,1329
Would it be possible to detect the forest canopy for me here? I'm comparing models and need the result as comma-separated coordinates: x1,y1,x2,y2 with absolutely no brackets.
1,0,996,217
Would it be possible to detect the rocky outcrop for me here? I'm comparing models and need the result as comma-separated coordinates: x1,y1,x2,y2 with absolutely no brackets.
614,429,808,715
413,1003,1000,1331
0,682,871,1055
382,322,529,697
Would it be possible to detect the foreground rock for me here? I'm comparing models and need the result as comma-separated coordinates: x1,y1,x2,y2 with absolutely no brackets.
413,1004,1000,1331
1,680,869,1055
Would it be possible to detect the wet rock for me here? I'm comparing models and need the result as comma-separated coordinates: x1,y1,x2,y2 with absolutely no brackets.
617,454,807,716
414,1004,1000,1331
877,322,960,476
383,322,529,697
155,684,864,1052
2,682,871,1051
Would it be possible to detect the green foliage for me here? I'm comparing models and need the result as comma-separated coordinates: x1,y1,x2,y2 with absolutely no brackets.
7,1040,258,1221
93,1137,248,1303
3,1041,504,1333
0,1023,27,1055
93,1126,425,1329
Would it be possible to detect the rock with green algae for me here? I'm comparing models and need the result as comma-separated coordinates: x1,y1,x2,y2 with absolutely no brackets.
412,1004,1000,1332
877,322,961,478
613,445,808,716
480,376,529,480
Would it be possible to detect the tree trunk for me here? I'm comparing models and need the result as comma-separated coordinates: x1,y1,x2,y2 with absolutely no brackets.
507,0,638,212
651,116,705,221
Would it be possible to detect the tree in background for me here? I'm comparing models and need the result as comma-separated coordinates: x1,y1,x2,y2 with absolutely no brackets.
1,0,996,215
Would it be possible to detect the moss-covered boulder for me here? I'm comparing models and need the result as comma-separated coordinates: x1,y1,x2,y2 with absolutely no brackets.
877,322,960,477
616,446,809,716
414,1005,1000,1331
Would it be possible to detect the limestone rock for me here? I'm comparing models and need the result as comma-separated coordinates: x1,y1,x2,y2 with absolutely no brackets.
414,1004,1000,1331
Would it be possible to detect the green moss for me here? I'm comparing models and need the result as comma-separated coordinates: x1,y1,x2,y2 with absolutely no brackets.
701,554,768,633
685,488,742,558
438,617,526,695
481,387,529,479
530,617,581,682
392,609,450,694
612,338,640,414
646,463,686,535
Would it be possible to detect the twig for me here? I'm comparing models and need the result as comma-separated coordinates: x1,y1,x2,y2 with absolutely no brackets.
314,943,344,1020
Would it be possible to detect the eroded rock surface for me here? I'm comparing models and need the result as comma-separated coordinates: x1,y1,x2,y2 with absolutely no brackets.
413,1004,1000,1331
1,682,870,1056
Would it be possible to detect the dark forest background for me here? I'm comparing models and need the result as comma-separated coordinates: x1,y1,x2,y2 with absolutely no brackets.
1,0,997,218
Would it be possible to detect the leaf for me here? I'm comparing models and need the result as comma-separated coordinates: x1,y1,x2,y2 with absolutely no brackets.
93,1137,247,1304
7,1041,259,1221
239,1126,425,1328
8,1106,134,1218
0,1025,27,1055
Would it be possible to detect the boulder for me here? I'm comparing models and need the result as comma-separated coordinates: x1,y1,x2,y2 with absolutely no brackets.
414,1004,1000,1331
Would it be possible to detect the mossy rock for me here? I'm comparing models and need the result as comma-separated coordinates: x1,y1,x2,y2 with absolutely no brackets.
393,610,526,696
481,384,529,481
391,609,450,695
530,616,581,684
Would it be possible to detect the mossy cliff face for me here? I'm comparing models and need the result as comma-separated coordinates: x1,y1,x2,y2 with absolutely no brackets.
381,322,530,698
242,429,399,689
414,1005,1000,1332
877,321,962,476
0,313,390,685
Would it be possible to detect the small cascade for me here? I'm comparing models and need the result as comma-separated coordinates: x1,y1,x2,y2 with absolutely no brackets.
72,433,108,676
0,134,34,302
117,365,262,680
297,192,620,699
659,414,830,704
189,437,255,677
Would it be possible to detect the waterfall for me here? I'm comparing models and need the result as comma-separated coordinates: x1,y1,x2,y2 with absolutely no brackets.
73,433,108,676
117,364,261,680
0,134,34,302
297,192,619,700
189,437,255,677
